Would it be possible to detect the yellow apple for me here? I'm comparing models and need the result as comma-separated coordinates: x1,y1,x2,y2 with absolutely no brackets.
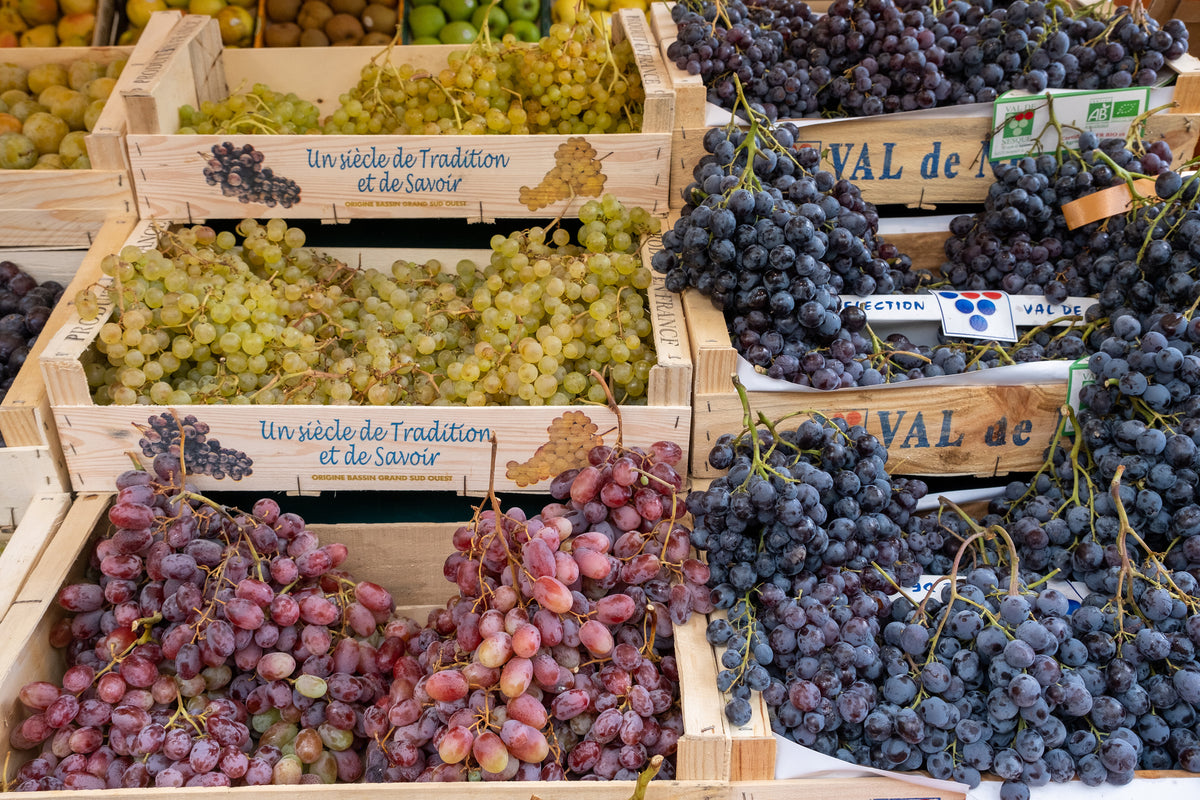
19,23,56,45
0,30,17,45
164,0,188,7
60,0,98,14
125,0,167,27
57,12,95,42
227,0,257,9
188,0,225,16
0,7,28,34
216,3,252,45
609,0,643,9
16,0,57,27
118,27,141,43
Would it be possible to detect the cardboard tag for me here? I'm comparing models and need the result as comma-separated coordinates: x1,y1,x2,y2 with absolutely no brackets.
990,87,1152,161
933,291,1018,342
1061,179,1159,229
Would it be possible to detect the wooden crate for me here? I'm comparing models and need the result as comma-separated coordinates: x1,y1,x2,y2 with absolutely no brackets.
38,219,693,494
0,218,139,495
0,491,70,626
0,493,732,792
0,12,181,247
119,9,675,222
646,219,1075,480
650,3,1200,209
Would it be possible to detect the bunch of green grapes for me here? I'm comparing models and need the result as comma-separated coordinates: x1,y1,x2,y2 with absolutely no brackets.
79,196,661,408
178,84,323,135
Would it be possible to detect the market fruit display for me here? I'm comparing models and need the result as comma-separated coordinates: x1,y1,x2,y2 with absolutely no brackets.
122,0,257,46
178,15,644,135
0,260,64,447
7,421,696,786
75,197,661,407
263,0,399,48
666,0,1189,120
0,57,123,170
0,0,98,47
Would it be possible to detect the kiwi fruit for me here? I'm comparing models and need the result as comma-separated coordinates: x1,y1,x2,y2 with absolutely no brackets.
329,0,366,18
325,12,363,43
296,0,333,30
266,0,302,22
361,31,392,45
265,21,303,46
300,27,331,45
360,3,396,35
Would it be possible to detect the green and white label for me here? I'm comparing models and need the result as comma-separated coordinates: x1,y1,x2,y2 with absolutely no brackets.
990,87,1151,161
1065,358,1096,433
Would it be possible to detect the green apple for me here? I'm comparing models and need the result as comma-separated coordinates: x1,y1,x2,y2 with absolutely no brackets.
437,19,476,42
470,3,506,33
437,0,476,22
412,34,440,43
506,17,538,40
502,0,537,22
408,4,445,38
410,0,439,5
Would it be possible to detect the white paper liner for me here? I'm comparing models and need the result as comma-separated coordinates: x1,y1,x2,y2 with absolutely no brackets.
737,357,1074,392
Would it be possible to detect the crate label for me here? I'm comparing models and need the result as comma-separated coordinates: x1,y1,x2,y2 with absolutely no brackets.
933,291,1017,342
899,574,1088,611
990,87,1151,161
800,408,1038,452
52,405,689,494
127,133,670,220
819,137,990,184
1065,359,1096,433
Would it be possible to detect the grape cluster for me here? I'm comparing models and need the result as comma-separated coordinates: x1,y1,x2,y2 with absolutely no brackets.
11,428,696,787
690,390,1200,796
202,143,302,209
942,132,1173,301
505,411,603,488
364,437,699,781
181,19,645,138
13,466,389,788
135,412,254,481
519,138,607,212
667,0,1189,121
0,261,64,445
81,198,660,409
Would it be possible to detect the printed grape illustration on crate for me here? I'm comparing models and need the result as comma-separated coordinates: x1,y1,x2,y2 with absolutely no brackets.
202,143,303,209
136,410,254,481
519,137,608,212
505,410,605,487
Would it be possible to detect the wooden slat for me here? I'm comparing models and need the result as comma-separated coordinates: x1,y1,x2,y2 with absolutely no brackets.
0,492,70,625
125,131,674,222
646,242,693,408
691,384,1069,478
674,614,732,781
0,217,136,451
121,13,220,136
0,449,62,529
708,611,775,781
87,11,185,172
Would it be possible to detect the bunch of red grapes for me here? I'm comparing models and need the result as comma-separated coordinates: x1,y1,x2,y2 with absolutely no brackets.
8,436,699,788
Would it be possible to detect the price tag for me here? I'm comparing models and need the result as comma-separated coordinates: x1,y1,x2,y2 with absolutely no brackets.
990,87,1152,162
1061,179,1158,229
933,291,1017,342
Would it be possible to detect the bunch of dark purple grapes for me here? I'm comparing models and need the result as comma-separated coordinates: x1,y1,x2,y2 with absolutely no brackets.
667,0,1188,120
137,412,254,481
942,132,1174,301
0,260,64,444
203,143,301,209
